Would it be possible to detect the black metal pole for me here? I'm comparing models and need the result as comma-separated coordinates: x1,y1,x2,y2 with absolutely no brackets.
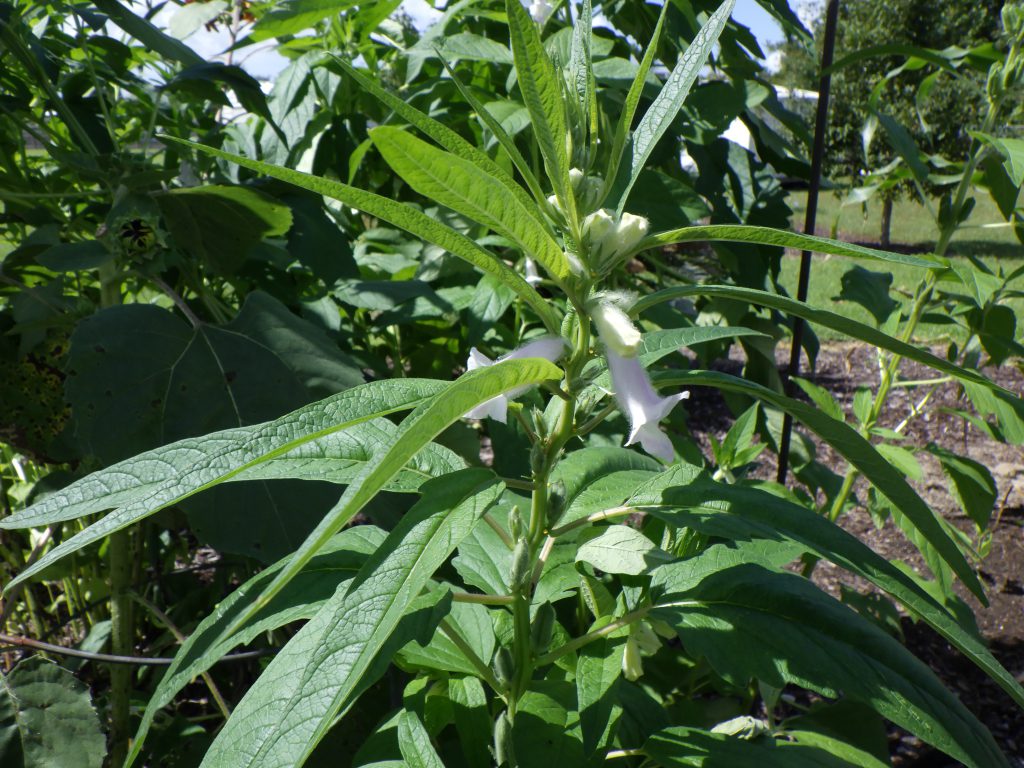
776,0,840,484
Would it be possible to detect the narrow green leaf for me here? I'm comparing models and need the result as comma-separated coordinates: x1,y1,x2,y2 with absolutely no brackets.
250,0,360,40
230,357,562,635
628,463,1024,711
614,0,736,211
632,224,941,269
651,369,986,601
369,126,570,284
329,57,545,223
159,135,560,333
397,712,445,768
603,2,669,204
632,284,1021,403
90,0,203,66
126,526,385,766
926,444,998,528
505,0,576,220
1,379,448,591
651,561,1008,768
441,60,549,207
199,469,503,768
568,0,597,147
234,419,464,491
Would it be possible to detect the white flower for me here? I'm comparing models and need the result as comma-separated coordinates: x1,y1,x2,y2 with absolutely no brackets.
591,300,641,357
464,337,566,423
528,0,553,24
524,257,542,286
582,209,649,273
605,350,689,462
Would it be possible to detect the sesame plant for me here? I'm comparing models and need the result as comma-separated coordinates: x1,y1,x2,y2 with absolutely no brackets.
3,1,1024,767
793,2,1024,596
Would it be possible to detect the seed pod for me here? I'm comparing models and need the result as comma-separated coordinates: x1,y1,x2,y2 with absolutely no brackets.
531,603,556,653
508,506,524,541
547,480,566,527
492,647,514,688
509,540,532,589
493,711,515,767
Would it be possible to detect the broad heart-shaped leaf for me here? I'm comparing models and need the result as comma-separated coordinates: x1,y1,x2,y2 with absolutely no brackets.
66,302,300,465
633,284,1023,405
612,0,736,212
628,463,1024,711
230,357,562,635
650,561,1008,768
644,726,852,767
0,658,106,768
159,136,560,334
369,127,570,284
125,526,385,767
634,225,941,269
397,711,445,768
65,291,363,464
198,469,503,768
651,369,985,602
1,377,448,592
155,184,292,275
505,0,575,220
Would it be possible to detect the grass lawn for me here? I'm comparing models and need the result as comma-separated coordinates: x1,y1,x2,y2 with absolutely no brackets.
779,191,1024,343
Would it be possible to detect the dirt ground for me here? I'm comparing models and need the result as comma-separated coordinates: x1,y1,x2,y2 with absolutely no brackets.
684,341,1024,767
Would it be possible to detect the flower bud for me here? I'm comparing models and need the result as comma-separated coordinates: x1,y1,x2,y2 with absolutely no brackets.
531,603,556,653
622,635,643,681
581,209,649,273
493,710,515,766
509,540,532,589
570,168,604,213
591,301,642,358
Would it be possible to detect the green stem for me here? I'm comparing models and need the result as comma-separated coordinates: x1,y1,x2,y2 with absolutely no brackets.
534,608,649,667
100,262,133,767
439,619,506,700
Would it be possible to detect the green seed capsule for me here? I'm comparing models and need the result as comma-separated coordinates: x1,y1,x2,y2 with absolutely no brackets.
531,603,556,653
493,711,514,766
492,647,514,688
509,540,531,589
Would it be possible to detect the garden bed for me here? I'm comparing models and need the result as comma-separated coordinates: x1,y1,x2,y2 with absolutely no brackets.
685,340,1024,766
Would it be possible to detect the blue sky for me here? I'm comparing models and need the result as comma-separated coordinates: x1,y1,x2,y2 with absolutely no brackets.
169,0,794,80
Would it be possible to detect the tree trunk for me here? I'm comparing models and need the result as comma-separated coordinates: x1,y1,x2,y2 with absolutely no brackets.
880,197,893,248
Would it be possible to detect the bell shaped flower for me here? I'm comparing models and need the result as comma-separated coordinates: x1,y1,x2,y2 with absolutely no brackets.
606,351,689,462
528,0,553,24
591,298,688,462
464,337,566,423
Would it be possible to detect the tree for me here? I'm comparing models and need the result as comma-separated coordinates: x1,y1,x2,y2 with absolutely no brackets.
773,0,1005,244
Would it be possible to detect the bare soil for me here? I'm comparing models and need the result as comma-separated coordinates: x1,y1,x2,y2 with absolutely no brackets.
684,341,1024,767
